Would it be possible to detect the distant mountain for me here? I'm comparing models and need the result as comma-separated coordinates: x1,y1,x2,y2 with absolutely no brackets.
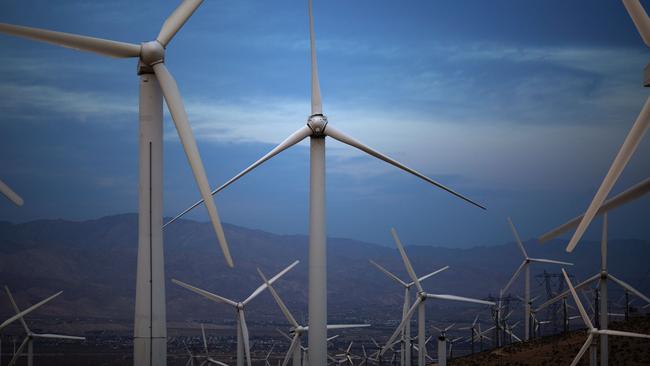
0,214,648,328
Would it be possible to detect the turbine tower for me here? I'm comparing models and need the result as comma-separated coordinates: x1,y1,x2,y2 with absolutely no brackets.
173,261,299,366
368,260,448,366
538,177,650,366
382,228,494,366
0,179,23,207
164,1,485,364
0,2,234,364
564,0,650,253
501,217,573,340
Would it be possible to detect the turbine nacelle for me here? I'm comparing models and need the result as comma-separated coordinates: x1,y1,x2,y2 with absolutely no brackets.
307,114,328,135
140,40,166,66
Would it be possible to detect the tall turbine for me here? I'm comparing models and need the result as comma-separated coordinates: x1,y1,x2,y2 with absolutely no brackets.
0,179,23,207
258,268,370,366
561,268,650,366
564,0,650,253
173,261,299,366
538,178,650,366
382,228,494,366
368,260,448,366
164,1,485,363
501,217,573,340
0,2,234,364
4,287,85,366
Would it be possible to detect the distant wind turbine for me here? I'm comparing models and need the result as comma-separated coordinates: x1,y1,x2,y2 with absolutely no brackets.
381,228,494,366
173,261,299,366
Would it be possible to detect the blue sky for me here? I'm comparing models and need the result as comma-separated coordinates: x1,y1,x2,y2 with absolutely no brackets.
0,0,648,248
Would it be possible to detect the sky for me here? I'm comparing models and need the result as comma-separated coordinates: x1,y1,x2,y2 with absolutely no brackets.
0,0,648,248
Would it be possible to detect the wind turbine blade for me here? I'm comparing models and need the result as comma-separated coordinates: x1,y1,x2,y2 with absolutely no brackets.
382,296,422,355
425,294,495,306
444,323,455,332
152,62,233,267
538,178,650,243
7,336,29,366
528,258,574,266
0,179,24,206
307,0,322,114
596,329,650,338
608,274,650,304
570,334,594,366
325,125,485,209
202,323,208,354
244,260,299,305
239,311,252,366
507,217,528,258
472,314,479,326
390,228,422,292
31,333,85,340
368,260,407,287
163,126,312,228
561,269,594,330
172,279,238,307
256,268,300,328
157,0,204,47
565,96,650,252
414,266,450,284
326,324,371,330
276,329,292,342
501,261,526,296
208,358,231,366
282,335,300,366
4,286,31,333
0,23,141,58
622,0,650,46
534,273,600,312
0,290,61,331
327,335,340,342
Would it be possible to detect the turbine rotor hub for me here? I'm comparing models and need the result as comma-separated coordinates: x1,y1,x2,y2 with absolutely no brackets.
307,114,328,136
140,40,165,66
236,302,244,310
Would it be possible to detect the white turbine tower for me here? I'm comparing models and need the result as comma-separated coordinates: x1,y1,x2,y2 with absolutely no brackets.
4,287,85,366
561,268,650,366
173,261,299,366
258,268,370,366
164,1,485,364
537,177,650,366
431,324,454,366
564,0,650,253
0,2,234,364
381,228,495,366
368,260,448,366
0,179,23,207
501,217,573,341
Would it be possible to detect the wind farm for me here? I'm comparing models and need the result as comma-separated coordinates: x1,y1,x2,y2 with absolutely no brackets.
0,0,649,365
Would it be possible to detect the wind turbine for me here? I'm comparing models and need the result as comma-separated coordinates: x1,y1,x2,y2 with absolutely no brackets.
538,178,650,366
0,2,234,364
277,330,339,366
4,287,84,366
0,290,61,333
561,268,650,366
173,261,299,366
258,268,370,366
164,0,485,363
501,217,573,341
0,179,23,207
458,315,481,354
382,228,495,366
368,260,448,366
431,324,454,366
563,0,650,253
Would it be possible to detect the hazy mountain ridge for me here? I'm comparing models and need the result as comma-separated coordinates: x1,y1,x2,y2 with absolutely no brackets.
0,214,648,328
